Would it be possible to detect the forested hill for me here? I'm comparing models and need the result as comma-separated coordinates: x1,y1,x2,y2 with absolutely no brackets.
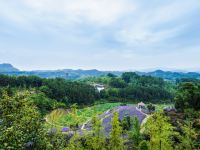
0,63,200,80
137,70,200,81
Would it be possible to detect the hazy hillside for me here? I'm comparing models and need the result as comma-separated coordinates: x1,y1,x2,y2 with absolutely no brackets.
1,63,200,80
138,70,200,80
0,63,19,72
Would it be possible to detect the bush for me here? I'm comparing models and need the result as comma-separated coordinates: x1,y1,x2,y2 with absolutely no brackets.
147,103,155,113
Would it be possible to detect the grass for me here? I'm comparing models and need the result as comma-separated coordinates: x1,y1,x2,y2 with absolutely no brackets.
46,102,122,128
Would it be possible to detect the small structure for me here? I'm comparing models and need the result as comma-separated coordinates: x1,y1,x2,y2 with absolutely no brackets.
93,84,105,92
138,102,145,110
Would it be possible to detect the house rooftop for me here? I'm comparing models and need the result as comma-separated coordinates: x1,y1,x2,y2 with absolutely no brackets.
138,102,145,106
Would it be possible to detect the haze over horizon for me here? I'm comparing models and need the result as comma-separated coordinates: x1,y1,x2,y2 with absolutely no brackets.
0,0,200,71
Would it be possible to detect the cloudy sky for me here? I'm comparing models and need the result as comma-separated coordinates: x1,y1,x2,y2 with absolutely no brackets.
0,0,200,71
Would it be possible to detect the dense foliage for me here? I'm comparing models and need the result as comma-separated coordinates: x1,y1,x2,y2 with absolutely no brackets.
0,74,98,107
0,73,199,149
0,92,50,150
84,72,175,102
175,82,200,111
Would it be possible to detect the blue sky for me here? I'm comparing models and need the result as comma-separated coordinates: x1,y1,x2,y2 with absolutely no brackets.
0,0,200,71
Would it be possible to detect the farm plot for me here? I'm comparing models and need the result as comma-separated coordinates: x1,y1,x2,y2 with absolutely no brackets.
46,102,122,128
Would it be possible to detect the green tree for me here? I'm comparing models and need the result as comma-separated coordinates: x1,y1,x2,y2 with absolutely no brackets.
109,78,126,88
48,130,66,150
87,116,105,150
65,133,84,150
28,92,66,116
0,91,49,150
175,82,200,111
129,117,142,149
138,140,149,150
109,112,124,150
179,120,197,150
121,72,138,83
147,103,155,113
121,116,131,132
107,73,117,78
144,113,174,150
70,103,80,131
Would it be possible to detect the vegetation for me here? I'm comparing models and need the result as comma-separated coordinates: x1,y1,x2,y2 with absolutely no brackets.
0,92,50,150
0,74,98,107
86,116,105,150
175,82,200,111
84,72,175,102
46,103,122,128
144,113,174,150
109,112,124,150
129,117,142,149
0,73,199,149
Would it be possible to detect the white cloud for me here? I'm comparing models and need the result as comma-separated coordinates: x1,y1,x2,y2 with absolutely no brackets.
0,0,200,70
115,0,200,47
18,0,136,26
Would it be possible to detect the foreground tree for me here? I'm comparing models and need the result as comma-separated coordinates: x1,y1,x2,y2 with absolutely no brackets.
87,116,105,150
129,117,142,149
138,140,149,150
70,103,80,131
65,133,84,150
144,113,174,150
109,112,124,150
179,120,197,150
0,91,49,150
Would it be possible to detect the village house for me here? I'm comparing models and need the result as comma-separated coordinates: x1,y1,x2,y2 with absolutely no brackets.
138,102,145,110
93,84,105,92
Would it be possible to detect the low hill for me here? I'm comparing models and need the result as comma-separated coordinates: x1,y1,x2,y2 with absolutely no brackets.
0,63,19,72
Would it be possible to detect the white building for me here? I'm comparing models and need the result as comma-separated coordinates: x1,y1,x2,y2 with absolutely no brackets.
138,102,145,110
93,84,105,92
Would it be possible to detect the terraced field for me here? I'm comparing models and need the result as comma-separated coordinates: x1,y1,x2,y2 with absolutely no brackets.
46,103,122,128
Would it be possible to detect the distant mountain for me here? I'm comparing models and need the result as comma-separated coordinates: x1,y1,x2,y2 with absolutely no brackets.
6,69,122,79
0,63,19,72
0,63,200,80
137,70,200,81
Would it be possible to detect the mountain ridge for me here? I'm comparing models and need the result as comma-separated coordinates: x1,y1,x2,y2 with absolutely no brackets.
0,63,200,80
